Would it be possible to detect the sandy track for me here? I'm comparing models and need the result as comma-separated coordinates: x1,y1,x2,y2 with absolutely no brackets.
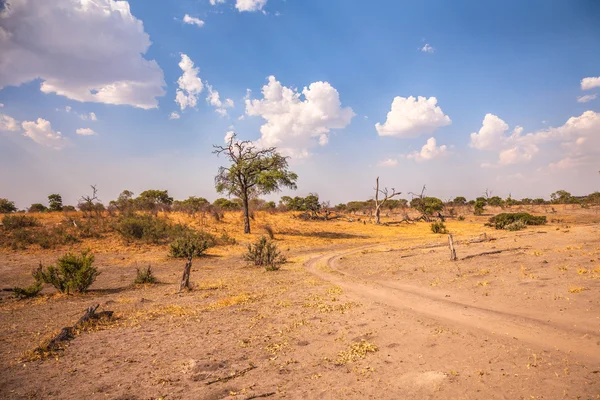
304,243,600,366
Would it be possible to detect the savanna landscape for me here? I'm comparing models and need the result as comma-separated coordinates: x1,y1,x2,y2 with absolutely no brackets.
1,183,599,399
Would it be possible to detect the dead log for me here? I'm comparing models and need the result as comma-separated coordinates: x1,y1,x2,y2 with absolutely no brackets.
246,392,276,400
179,255,194,292
448,234,457,261
205,364,257,385
461,247,523,261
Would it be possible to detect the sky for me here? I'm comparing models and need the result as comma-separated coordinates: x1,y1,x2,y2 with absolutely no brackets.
0,0,599,209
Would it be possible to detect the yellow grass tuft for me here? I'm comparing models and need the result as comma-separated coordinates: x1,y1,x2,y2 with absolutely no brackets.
335,340,378,365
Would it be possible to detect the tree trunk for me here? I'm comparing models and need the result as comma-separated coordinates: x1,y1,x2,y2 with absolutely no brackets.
448,234,457,261
375,177,381,224
179,255,193,291
242,194,251,234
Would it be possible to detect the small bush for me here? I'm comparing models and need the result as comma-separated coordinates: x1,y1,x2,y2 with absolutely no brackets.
488,213,547,230
430,222,448,234
169,233,213,258
35,250,100,294
264,224,275,239
474,200,485,216
506,220,527,231
13,282,43,299
457,215,465,221
217,232,237,246
244,236,286,271
116,214,171,244
134,265,157,284
2,215,39,230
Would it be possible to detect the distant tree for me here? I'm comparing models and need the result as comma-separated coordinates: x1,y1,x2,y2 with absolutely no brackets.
487,196,504,207
585,192,600,206
213,197,241,210
135,190,173,213
28,203,47,213
550,190,576,204
48,194,63,212
533,198,546,205
109,190,135,214
335,203,347,212
475,197,487,205
474,199,485,216
373,177,402,224
409,186,444,221
452,196,467,206
213,133,297,234
520,198,533,205
173,196,209,215
264,201,276,211
0,198,17,213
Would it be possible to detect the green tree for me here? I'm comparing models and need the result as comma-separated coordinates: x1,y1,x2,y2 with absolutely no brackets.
48,194,63,212
28,203,47,213
550,190,574,204
487,196,504,207
135,190,173,213
452,196,467,206
0,198,17,213
213,133,297,234
173,196,209,214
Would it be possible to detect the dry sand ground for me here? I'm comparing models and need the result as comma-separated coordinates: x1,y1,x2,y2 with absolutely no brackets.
0,207,599,399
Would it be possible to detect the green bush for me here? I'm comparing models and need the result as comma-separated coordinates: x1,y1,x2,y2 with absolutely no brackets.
474,200,485,216
0,198,17,213
506,220,527,231
2,215,40,230
134,265,157,284
457,215,465,221
116,214,172,244
244,236,286,271
430,222,448,234
169,233,213,258
35,250,100,294
488,213,547,230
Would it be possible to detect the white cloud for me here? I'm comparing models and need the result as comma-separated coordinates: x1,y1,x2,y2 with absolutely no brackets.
498,145,538,165
0,103,4,107
0,0,165,109
469,113,509,150
210,0,226,4
375,96,451,138
236,0,267,12
421,44,434,53
577,94,597,103
581,77,600,91
76,128,95,136
245,76,355,157
65,106,72,113
175,54,204,111
183,14,205,27
21,118,67,149
0,113,20,131
169,112,180,120
378,158,398,167
206,84,234,116
407,137,448,162
80,112,97,121
224,130,235,144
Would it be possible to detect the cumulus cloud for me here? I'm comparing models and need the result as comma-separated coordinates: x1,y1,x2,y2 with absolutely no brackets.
175,54,204,111
0,113,20,131
581,77,600,91
236,0,267,12
245,76,355,157
206,84,234,116
0,103,4,107
577,94,597,103
210,0,226,4
378,158,398,167
80,112,97,121
65,106,72,113
21,118,67,149
169,112,180,120
75,128,95,136
183,14,205,27
0,0,166,109
421,44,434,53
224,130,235,144
407,137,448,162
471,110,600,168
375,96,451,138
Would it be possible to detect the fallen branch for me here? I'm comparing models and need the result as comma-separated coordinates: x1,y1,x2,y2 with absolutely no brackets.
246,392,276,400
461,247,523,261
205,364,257,385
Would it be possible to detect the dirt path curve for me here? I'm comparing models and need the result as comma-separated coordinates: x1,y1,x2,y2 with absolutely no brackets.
304,242,600,366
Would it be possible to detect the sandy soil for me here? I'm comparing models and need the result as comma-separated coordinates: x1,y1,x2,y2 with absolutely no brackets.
0,209,599,399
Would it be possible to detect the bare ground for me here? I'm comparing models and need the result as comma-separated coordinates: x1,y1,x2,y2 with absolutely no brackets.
0,212,599,399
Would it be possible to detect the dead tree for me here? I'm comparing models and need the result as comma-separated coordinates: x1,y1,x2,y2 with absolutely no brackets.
179,255,194,292
374,177,402,224
448,234,457,261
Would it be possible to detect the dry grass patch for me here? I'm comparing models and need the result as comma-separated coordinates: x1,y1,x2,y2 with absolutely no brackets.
334,340,378,365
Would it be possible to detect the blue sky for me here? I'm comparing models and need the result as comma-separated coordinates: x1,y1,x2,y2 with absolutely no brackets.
1,0,599,208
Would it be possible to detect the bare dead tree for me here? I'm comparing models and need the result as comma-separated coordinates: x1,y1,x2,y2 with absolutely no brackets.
374,177,402,224
79,185,100,218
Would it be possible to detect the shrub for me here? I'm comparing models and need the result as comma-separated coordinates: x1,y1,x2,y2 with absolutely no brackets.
28,203,48,213
506,220,527,231
169,233,213,258
474,200,485,216
264,224,275,239
134,265,157,284
116,214,171,244
457,215,465,221
13,267,44,299
35,250,100,294
488,213,547,230
2,215,39,230
430,222,448,234
244,236,286,271
217,232,237,246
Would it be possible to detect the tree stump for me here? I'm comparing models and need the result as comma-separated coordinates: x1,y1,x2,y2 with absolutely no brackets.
179,255,193,292
448,234,457,261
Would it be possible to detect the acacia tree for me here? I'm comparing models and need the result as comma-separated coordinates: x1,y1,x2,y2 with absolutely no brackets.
374,177,401,224
213,133,298,234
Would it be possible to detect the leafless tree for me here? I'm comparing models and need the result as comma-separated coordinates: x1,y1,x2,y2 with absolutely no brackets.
374,177,402,224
